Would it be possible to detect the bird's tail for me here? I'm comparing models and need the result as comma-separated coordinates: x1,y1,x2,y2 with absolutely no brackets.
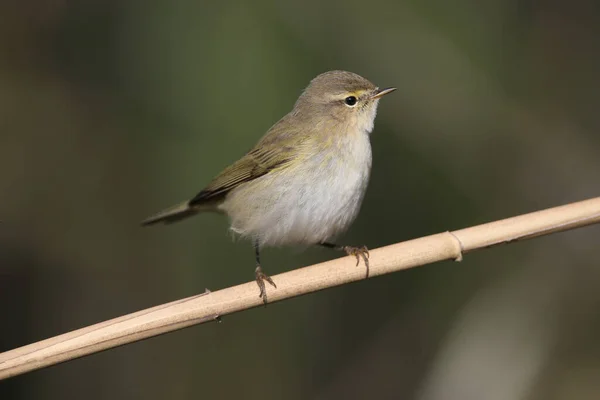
141,201,199,226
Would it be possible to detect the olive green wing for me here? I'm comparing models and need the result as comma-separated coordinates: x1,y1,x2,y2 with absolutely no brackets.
143,146,297,226
141,115,304,226
189,141,297,207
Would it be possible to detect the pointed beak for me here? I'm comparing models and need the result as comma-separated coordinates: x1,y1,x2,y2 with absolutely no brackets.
371,87,397,100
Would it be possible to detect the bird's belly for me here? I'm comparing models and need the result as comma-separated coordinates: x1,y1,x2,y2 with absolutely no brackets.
268,167,368,245
223,139,372,247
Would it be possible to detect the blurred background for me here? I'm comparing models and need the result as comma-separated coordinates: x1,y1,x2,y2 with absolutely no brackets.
1,1,599,399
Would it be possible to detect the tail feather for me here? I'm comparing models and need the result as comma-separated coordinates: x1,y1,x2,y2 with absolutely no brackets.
141,201,197,226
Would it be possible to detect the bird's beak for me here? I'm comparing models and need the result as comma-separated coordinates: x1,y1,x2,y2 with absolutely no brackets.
371,87,397,99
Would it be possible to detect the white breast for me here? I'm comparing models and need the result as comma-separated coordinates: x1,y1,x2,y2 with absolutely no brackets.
223,132,372,247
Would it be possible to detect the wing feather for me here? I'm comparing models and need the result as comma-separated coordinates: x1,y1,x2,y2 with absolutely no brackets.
189,116,302,206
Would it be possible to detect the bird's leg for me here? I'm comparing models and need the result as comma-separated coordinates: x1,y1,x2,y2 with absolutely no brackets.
319,242,370,278
254,240,276,305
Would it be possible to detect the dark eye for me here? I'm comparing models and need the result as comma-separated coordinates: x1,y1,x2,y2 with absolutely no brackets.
344,96,357,106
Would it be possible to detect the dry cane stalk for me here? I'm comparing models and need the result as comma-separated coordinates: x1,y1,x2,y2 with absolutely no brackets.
1,196,600,380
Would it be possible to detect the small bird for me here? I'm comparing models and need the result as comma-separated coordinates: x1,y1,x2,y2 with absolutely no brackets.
142,70,395,303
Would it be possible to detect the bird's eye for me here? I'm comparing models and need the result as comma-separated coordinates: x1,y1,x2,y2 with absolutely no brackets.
344,96,357,107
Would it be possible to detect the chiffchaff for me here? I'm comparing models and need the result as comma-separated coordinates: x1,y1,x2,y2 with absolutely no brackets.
142,70,395,303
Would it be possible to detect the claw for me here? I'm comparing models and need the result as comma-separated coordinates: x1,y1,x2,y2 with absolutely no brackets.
255,266,277,305
343,245,370,278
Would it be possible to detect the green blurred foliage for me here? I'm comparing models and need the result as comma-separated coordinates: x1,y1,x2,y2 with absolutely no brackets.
1,1,600,399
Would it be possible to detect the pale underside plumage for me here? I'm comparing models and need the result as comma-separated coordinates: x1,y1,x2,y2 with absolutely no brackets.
221,125,372,247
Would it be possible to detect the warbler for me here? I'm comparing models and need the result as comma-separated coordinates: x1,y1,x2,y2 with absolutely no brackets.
142,70,395,303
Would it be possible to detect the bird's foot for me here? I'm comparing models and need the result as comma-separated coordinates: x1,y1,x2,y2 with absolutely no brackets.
255,266,277,305
343,245,370,278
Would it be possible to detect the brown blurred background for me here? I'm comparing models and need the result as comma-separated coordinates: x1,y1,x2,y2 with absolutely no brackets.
1,1,599,399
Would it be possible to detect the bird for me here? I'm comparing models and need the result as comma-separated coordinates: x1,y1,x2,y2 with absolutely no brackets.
142,70,396,303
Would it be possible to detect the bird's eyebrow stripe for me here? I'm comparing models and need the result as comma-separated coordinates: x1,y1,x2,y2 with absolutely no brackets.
333,89,369,100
